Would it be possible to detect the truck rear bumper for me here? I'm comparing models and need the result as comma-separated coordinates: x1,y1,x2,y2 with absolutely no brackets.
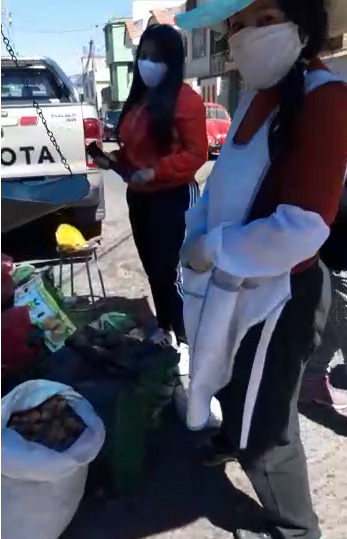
2,199,64,233
1,171,105,232
71,170,105,221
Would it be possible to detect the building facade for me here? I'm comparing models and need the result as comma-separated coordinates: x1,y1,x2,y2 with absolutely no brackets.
184,2,347,116
81,55,110,115
183,0,240,115
104,17,134,109
105,1,347,117
131,0,186,46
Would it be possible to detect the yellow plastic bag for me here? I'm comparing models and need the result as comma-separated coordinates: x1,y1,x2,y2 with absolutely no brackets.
55,224,86,251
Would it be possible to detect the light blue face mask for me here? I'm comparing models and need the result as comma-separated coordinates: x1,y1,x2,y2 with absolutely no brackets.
138,59,168,88
176,0,255,32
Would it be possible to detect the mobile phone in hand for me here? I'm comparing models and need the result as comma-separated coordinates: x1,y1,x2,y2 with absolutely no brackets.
86,142,105,159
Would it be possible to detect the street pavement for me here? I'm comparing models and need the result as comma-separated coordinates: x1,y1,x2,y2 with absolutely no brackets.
62,145,347,539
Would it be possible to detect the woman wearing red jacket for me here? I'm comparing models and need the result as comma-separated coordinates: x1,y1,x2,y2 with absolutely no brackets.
112,24,207,346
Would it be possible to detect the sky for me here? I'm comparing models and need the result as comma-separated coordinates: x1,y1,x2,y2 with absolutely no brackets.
1,0,132,75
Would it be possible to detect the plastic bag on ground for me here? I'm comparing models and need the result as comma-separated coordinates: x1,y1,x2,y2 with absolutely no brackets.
2,380,105,539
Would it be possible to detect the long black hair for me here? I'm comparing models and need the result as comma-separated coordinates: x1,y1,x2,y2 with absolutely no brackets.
116,24,185,154
269,0,328,160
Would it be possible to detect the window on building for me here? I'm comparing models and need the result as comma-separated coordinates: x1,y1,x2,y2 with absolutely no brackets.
212,84,216,102
202,86,206,102
207,85,210,102
192,28,207,59
210,31,228,56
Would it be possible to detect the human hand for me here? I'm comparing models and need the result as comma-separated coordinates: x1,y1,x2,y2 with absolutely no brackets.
93,154,111,170
107,151,119,163
180,235,214,273
129,168,155,185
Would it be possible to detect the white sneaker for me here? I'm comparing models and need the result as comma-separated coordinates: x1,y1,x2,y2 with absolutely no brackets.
177,343,190,376
149,328,175,347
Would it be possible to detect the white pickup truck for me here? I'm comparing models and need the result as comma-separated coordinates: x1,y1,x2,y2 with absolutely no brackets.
1,56,105,234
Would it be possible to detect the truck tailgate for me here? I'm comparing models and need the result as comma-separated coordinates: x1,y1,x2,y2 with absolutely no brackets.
1,103,87,178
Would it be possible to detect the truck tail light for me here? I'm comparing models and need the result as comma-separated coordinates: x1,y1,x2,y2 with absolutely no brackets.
19,116,38,126
83,118,103,169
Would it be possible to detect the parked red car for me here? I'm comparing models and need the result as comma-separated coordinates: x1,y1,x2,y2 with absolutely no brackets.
102,110,122,142
205,103,231,156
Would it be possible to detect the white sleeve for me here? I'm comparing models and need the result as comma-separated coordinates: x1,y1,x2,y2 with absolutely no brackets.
205,204,330,278
185,178,210,239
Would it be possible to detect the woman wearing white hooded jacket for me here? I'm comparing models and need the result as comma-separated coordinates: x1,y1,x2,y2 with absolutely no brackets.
177,1,347,538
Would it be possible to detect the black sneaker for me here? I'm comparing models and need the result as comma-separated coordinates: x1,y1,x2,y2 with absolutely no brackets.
198,433,238,467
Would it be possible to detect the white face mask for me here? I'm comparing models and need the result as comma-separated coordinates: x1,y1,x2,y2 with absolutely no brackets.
138,59,168,88
228,22,304,90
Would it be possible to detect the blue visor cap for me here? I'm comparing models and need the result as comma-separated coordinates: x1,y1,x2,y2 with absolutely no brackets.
176,0,255,31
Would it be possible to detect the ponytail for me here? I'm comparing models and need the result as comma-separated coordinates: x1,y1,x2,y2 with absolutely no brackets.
268,0,328,161
268,61,306,161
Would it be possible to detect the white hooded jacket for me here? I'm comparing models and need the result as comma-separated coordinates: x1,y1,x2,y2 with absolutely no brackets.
182,69,342,448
